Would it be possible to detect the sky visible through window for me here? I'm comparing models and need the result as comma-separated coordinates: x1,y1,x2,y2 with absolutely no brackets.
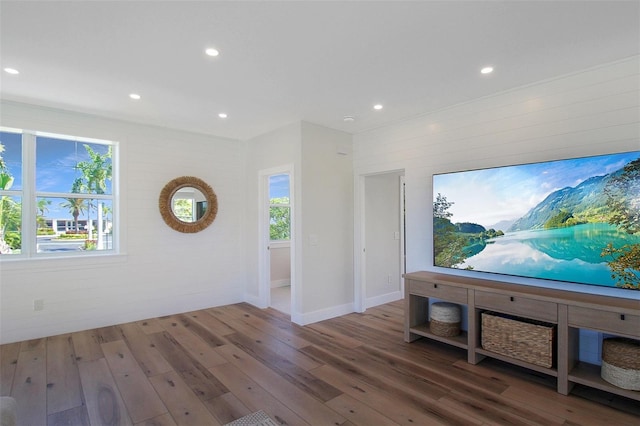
270,174,289,200
36,136,112,194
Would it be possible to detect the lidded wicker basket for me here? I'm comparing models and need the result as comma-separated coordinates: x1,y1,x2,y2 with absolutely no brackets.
430,302,461,337
601,337,640,390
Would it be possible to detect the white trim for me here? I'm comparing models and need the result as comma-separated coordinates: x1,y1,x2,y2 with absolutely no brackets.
355,169,405,313
35,129,111,145
0,129,119,260
258,171,271,308
243,292,266,309
269,240,291,248
400,175,406,298
292,302,355,326
258,164,295,314
22,132,35,257
3,292,245,345
365,291,403,309
353,174,366,312
270,279,291,288
0,253,128,272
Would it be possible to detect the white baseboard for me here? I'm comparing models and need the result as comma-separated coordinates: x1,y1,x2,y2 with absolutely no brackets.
270,279,291,289
243,292,267,309
292,302,355,326
365,291,402,309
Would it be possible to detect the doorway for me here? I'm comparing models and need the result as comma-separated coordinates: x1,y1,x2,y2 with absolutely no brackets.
358,170,405,310
259,166,294,315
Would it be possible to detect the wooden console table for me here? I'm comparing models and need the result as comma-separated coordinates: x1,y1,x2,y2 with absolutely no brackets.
404,271,640,400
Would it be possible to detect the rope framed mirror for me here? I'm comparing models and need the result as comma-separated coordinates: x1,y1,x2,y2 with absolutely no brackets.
159,176,218,233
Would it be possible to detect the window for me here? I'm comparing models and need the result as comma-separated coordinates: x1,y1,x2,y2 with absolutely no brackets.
269,174,290,241
0,130,22,255
0,128,117,257
171,187,207,223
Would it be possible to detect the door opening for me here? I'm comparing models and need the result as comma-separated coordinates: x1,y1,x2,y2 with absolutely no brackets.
359,170,405,310
259,166,294,316
268,173,291,314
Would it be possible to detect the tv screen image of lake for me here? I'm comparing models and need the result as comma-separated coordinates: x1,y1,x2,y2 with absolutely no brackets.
460,224,640,287
433,151,640,289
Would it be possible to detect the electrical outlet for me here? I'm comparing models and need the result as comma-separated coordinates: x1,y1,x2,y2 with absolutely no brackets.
388,274,392,284
34,299,44,311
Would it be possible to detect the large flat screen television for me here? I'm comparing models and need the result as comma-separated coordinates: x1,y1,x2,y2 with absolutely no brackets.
433,151,640,290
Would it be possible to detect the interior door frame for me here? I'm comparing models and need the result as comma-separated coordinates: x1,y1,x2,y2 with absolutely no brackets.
258,164,295,313
354,169,405,312
400,174,406,297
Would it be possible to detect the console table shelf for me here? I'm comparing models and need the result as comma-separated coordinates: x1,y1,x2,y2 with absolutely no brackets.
404,271,640,401
409,323,468,349
568,362,640,400
474,348,558,377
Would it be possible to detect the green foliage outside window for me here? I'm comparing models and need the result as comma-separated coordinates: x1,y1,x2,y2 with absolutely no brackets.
0,142,20,252
36,198,51,229
60,178,86,232
270,197,290,241
3,231,20,251
72,145,113,242
0,138,114,254
173,199,194,222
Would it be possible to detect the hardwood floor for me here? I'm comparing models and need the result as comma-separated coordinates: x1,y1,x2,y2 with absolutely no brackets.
1,300,638,426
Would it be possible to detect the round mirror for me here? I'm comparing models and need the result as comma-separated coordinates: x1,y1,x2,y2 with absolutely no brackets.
159,176,218,233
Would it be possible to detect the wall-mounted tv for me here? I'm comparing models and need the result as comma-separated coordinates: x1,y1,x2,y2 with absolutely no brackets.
433,151,640,290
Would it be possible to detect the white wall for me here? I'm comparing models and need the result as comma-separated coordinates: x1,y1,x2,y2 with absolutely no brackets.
353,57,640,363
364,172,402,304
270,243,291,287
353,56,640,301
244,122,300,306
0,101,246,344
4,56,637,344
244,121,354,324
298,122,354,323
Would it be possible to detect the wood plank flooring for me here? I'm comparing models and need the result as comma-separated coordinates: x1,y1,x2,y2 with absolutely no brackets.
1,300,638,426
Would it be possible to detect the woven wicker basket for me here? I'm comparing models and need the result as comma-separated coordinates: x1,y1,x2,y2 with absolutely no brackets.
481,312,555,368
601,338,640,390
429,302,461,337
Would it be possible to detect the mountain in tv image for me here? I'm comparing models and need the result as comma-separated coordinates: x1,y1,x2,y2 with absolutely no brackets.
433,152,640,290
509,172,616,232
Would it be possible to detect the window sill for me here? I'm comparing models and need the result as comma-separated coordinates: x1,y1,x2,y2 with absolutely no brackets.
0,253,128,272
269,241,291,249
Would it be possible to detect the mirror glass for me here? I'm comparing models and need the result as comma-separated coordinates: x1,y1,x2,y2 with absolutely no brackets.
171,187,207,223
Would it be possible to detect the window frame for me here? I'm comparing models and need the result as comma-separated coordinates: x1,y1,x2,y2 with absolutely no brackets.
0,127,119,259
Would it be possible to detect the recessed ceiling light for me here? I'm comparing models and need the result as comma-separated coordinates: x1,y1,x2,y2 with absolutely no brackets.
4,68,19,75
373,104,383,110
218,113,228,119
129,93,141,100
481,66,494,74
205,48,220,57
343,116,355,122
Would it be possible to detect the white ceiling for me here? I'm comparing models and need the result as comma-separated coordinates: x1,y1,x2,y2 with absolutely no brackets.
1,1,639,141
